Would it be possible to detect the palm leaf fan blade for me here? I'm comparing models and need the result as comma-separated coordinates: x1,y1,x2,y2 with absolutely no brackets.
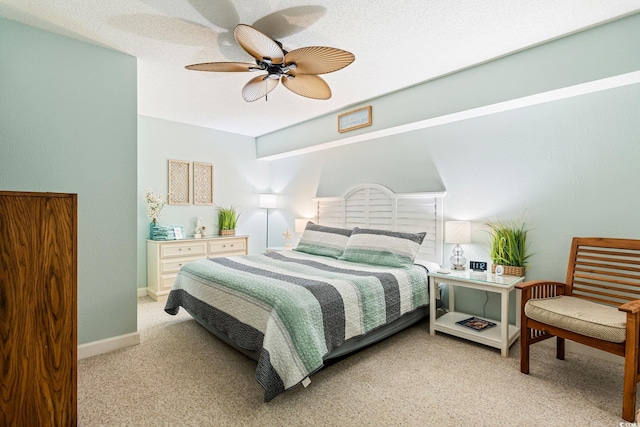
282,74,331,99
242,75,279,102
185,62,256,72
234,24,284,64
285,46,354,75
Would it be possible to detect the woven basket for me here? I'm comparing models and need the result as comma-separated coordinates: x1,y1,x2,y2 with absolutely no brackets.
219,229,236,236
492,264,526,277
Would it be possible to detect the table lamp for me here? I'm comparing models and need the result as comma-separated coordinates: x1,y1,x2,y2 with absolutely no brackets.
445,221,471,270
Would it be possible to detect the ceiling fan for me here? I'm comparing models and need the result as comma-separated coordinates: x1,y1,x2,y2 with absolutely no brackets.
185,24,355,102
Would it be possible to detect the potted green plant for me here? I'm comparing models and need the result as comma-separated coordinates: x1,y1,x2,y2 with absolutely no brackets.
486,218,530,276
217,205,239,236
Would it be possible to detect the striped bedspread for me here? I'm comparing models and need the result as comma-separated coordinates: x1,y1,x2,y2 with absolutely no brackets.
164,250,430,401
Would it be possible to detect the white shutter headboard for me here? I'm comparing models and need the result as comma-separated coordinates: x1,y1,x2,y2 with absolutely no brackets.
313,184,446,265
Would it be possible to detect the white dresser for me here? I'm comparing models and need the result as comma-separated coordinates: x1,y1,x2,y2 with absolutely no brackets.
146,235,248,301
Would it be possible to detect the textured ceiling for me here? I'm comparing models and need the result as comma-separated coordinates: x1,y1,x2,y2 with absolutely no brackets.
2,0,640,137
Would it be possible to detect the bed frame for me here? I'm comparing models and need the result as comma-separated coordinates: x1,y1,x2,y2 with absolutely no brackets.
196,305,430,362
188,183,446,365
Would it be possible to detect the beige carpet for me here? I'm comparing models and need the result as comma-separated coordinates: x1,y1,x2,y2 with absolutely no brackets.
78,297,634,426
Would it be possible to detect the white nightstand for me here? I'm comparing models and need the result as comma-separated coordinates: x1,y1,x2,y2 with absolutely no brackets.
428,270,524,357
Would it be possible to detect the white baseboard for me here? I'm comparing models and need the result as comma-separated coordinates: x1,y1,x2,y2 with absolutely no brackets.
137,287,148,297
78,332,140,360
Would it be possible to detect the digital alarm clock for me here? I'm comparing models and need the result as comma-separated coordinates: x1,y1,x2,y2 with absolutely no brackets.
469,261,487,272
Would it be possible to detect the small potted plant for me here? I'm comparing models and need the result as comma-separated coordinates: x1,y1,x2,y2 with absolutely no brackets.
486,218,530,276
217,205,239,236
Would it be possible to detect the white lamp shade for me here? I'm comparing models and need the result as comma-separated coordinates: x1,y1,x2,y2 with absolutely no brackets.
445,221,471,244
259,194,277,209
295,218,309,233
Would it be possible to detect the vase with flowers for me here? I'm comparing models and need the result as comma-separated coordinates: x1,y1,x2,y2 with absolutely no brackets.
144,187,167,238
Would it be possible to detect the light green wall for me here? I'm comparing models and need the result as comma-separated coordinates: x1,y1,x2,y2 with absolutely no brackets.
257,12,640,158
0,17,137,345
137,116,270,290
263,14,640,323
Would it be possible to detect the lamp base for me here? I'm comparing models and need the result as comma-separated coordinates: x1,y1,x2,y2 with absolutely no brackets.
449,244,467,270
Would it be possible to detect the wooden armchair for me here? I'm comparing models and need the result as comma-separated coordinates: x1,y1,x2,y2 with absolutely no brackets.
516,237,640,422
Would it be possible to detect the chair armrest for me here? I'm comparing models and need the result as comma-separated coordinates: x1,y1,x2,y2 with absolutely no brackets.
515,280,566,304
515,280,566,291
619,300,640,315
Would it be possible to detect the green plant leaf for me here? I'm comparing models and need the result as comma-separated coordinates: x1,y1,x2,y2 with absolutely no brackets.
217,205,239,230
486,217,530,267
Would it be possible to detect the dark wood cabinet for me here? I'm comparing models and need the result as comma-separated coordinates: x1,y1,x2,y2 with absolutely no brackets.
0,191,77,426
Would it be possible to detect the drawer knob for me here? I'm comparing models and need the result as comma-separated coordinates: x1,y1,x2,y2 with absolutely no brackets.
179,263,182,266
188,248,191,250
179,248,182,251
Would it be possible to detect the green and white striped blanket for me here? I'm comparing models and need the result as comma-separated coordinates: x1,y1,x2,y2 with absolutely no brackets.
164,250,430,401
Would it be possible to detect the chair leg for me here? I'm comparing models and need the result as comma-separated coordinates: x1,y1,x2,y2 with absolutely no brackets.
556,337,565,360
520,325,530,374
622,353,638,421
622,314,640,422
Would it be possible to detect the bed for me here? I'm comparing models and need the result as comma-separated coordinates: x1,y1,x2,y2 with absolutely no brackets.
164,184,445,401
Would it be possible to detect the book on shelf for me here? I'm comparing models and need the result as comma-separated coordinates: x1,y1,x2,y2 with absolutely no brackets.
456,316,496,331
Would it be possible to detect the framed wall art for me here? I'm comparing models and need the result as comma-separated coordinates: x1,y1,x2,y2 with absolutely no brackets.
193,162,214,205
168,159,191,205
338,105,372,133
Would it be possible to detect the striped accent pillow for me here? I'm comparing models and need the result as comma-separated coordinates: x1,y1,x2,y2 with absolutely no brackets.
340,227,426,268
293,222,353,259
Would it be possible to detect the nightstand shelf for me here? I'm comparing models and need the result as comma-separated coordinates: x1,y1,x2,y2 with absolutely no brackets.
432,311,520,350
428,270,524,357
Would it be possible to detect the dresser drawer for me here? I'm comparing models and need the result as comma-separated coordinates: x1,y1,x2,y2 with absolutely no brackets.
208,238,246,255
161,257,201,274
160,274,177,292
160,242,206,258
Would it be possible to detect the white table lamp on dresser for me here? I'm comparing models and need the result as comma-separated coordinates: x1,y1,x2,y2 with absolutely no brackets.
445,220,471,270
